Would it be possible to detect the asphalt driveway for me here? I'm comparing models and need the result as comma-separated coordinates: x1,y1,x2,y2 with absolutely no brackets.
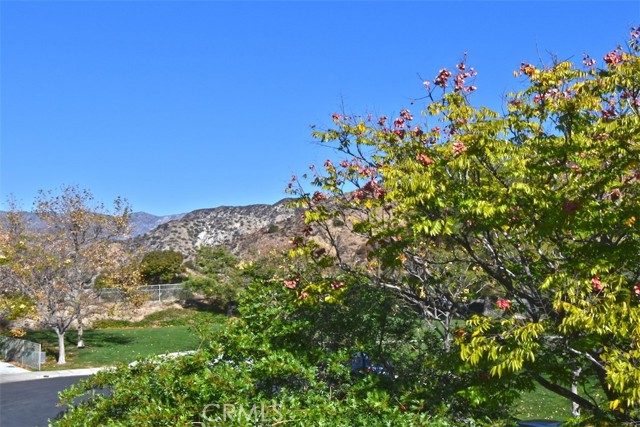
0,375,90,427
0,363,106,427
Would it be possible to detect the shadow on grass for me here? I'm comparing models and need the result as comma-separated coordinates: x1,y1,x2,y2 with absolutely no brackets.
22,304,224,369
179,298,227,314
74,332,135,347
26,329,135,350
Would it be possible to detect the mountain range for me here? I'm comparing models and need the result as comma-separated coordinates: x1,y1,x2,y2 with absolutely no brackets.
1,198,369,263
0,210,185,237
129,212,187,237
0,199,313,261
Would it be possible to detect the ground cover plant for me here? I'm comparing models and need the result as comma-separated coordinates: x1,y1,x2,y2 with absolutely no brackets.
92,306,224,329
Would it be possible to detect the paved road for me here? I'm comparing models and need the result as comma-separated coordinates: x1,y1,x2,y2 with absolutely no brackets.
0,363,106,427
0,353,185,426
0,375,91,427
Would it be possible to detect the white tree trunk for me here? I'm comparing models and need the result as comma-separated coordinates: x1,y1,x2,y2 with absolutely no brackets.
443,315,452,352
56,329,66,364
77,317,85,348
571,367,582,417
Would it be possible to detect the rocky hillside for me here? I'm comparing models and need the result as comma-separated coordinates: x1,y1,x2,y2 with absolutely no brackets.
132,199,306,259
3,199,367,263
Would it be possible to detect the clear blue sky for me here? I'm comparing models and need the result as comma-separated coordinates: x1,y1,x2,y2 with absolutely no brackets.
2,1,639,215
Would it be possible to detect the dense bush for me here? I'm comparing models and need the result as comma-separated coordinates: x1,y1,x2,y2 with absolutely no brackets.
184,246,250,315
140,250,186,284
53,273,515,426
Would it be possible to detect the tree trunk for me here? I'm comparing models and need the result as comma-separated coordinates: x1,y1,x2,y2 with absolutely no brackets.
225,302,236,317
443,315,452,352
572,367,582,417
529,371,597,413
56,329,66,364
77,317,85,348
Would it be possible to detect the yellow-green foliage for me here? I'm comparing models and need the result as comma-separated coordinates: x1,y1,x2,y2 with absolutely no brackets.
289,27,640,423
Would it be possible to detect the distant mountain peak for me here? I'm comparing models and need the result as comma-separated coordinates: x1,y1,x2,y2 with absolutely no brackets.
129,212,186,237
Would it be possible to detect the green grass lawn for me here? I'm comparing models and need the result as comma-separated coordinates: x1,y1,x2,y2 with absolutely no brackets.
24,308,227,370
515,381,608,422
515,384,572,421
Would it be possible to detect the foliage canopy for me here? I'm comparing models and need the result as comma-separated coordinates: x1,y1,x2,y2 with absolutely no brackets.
140,250,186,284
286,27,640,423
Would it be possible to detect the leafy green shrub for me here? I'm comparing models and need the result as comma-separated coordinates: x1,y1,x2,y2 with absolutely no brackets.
53,276,514,426
140,250,186,284
184,246,247,314
92,319,134,329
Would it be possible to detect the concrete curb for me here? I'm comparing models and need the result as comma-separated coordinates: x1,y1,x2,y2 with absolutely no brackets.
0,367,109,384
0,361,29,375
0,351,195,384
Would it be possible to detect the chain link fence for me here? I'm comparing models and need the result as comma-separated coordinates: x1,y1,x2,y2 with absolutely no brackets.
98,284,189,303
1,336,45,370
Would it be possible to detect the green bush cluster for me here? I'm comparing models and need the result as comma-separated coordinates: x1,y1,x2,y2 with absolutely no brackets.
140,250,187,285
53,278,514,426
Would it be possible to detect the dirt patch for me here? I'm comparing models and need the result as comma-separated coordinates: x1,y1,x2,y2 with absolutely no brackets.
87,301,185,325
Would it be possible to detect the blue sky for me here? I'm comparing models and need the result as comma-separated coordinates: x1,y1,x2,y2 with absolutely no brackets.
2,1,639,215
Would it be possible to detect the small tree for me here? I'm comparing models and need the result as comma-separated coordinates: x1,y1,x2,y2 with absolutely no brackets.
184,246,244,315
0,218,38,334
140,250,186,284
1,186,134,363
